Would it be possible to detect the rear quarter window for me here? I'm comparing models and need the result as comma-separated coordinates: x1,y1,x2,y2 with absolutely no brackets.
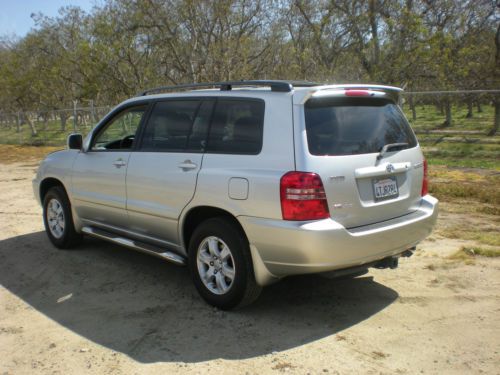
206,99,265,155
140,100,202,152
304,97,417,156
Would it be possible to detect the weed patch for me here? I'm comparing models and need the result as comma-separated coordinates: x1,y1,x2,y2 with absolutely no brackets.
428,166,500,205
0,145,61,164
449,246,500,261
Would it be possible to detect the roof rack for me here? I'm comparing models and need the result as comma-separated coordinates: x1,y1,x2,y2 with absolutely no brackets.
138,80,320,96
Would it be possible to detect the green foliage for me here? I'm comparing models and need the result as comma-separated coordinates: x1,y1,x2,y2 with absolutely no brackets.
0,0,497,110
406,104,495,132
403,104,500,169
0,0,498,140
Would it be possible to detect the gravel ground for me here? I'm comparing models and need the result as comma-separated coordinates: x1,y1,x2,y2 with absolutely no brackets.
0,161,499,375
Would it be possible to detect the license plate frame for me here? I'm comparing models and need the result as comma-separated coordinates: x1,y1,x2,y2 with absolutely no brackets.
372,176,399,201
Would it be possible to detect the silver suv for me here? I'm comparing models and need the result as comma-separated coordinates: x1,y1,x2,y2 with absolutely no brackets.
33,80,438,309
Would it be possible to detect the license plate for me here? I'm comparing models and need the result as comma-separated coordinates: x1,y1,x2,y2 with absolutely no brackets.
373,176,399,201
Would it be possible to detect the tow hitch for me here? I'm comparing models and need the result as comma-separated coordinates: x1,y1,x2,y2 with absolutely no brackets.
373,247,415,269
319,247,417,278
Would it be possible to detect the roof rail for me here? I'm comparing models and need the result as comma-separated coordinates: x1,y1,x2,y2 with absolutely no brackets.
138,80,320,96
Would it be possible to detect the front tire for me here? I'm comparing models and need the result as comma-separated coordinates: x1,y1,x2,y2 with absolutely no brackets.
188,217,261,310
43,186,82,249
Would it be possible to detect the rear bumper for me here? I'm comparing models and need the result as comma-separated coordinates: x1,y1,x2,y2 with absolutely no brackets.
239,195,438,286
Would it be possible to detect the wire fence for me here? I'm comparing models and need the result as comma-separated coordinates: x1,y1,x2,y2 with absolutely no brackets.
0,90,498,147
0,105,113,146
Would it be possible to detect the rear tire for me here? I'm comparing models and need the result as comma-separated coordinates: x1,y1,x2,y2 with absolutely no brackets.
43,186,82,249
188,217,262,310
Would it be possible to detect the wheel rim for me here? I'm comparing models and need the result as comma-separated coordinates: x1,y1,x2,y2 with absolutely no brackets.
46,198,65,239
196,236,236,295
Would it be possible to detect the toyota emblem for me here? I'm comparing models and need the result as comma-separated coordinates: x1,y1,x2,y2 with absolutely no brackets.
386,164,395,173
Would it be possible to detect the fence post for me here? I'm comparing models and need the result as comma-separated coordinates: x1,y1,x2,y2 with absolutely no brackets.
73,100,78,133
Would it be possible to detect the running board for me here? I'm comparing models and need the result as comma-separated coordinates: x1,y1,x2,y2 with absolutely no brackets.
81,226,186,266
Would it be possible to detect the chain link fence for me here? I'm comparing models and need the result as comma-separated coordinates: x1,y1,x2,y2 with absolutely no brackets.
0,90,499,147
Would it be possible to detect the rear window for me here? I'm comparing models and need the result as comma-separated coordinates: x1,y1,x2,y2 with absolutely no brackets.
304,97,417,156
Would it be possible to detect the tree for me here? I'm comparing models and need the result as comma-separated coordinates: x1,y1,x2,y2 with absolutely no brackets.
0,0,497,128
488,20,500,136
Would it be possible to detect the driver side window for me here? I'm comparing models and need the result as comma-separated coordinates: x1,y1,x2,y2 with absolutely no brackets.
92,106,146,150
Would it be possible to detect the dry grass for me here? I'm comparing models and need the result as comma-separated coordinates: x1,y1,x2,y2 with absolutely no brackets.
0,145,61,164
448,248,476,261
271,361,296,371
463,246,500,258
371,351,389,359
439,227,500,247
429,165,499,251
438,200,500,216
429,167,500,206
428,166,500,205
430,182,500,205
448,246,500,263
475,205,500,216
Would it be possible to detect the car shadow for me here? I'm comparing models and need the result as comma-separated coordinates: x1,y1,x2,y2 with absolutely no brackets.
0,231,398,363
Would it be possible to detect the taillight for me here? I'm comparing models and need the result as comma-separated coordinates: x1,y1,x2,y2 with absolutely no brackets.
280,171,330,221
421,159,429,196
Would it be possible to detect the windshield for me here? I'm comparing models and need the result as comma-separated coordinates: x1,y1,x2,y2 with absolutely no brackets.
304,97,417,156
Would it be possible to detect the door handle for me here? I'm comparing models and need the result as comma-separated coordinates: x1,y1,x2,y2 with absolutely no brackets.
113,158,127,168
178,160,197,171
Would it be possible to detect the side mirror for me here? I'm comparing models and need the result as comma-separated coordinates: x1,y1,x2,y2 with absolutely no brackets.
67,133,83,150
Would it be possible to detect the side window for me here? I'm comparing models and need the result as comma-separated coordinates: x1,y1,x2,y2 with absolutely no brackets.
140,100,212,152
206,99,265,155
92,106,146,150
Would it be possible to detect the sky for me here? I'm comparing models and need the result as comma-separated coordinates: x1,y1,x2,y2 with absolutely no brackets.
0,0,96,37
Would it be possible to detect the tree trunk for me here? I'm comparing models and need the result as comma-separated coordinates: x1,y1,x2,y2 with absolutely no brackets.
25,115,37,137
489,23,500,134
60,112,67,131
409,95,417,120
477,102,483,113
16,112,22,133
368,0,380,70
5,115,10,130
43,115,49,131
442,99,452,127
466,100,473,118
488,99,499,136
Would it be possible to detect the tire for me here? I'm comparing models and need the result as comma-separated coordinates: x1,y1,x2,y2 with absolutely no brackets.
188,217,262,310
42,186,82,249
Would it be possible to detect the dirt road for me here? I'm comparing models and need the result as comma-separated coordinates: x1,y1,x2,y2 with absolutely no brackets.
1,161,499,374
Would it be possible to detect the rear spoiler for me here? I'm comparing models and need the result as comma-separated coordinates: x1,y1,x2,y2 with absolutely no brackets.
297,84,403,105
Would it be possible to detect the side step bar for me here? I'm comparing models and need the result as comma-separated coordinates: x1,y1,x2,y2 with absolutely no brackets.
81,226,186,266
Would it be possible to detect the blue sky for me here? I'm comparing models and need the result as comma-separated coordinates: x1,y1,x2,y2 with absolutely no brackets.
0,0,96,37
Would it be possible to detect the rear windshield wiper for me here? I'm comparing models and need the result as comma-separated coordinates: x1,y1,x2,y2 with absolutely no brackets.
376,143,409,161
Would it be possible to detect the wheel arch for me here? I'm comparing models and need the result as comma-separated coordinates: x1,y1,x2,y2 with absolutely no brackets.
39,177,67,203
180,205,278,287
181,206,247,253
